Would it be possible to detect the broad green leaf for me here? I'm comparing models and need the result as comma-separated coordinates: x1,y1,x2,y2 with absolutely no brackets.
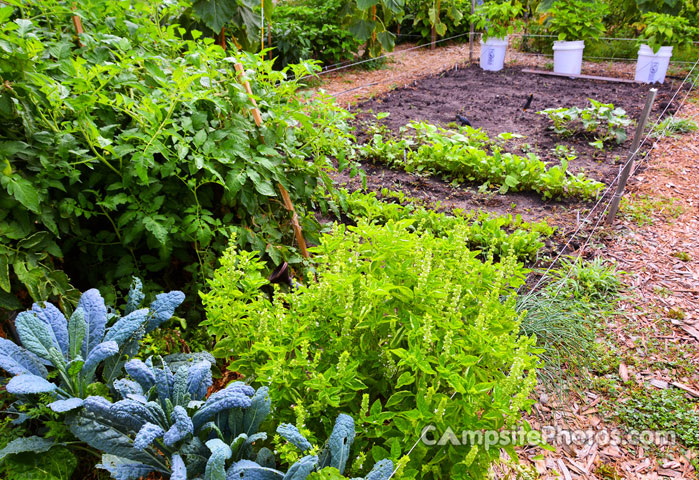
191,0,237,33
5,176,40,213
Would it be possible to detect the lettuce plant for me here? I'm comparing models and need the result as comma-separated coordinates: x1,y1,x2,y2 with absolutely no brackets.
68,356,392,480
359,121,604,199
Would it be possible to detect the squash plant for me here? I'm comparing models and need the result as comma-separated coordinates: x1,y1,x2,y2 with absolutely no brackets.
188,0,272,50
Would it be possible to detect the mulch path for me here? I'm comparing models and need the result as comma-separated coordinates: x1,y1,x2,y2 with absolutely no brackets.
316,40,688,104
496,94,699,480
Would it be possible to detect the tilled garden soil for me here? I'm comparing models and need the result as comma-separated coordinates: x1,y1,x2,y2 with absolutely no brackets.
335,64,685,239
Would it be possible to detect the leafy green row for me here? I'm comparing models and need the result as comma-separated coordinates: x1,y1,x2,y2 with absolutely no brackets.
332,188,554,261
359,121,605,200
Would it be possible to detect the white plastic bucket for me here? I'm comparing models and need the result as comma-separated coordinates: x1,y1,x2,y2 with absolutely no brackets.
553,40,585,75
635,44,673,84
479,36,508,71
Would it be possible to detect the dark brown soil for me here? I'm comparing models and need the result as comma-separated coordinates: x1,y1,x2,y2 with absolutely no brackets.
335,64,683,237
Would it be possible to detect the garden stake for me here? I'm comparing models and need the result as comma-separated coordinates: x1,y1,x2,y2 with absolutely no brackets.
233,62,310,259
431,0,441,50
71,4,84,47
606,88,657,225
268,22,272,60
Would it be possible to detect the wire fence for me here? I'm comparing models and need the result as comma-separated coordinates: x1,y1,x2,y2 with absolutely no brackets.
307,31,699,83
347,49,699,480
524,57,698,297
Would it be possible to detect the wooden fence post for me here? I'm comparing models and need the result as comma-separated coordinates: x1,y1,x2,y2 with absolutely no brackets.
606,88,657,225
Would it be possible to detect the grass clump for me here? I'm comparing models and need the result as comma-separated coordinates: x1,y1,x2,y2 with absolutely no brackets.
651,116,698,138
518,257,623,387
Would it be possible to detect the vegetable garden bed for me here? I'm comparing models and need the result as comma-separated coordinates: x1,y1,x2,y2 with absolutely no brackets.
340,64,684,231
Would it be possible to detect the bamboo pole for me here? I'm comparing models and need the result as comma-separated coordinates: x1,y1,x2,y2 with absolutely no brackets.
219,27,226,49
233,63,310,259
268,22,272,60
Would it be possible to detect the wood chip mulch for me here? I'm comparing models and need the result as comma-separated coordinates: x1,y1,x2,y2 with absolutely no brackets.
494,95,699,479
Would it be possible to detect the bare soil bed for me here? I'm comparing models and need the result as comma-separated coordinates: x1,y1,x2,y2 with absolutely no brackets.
336,64,685,237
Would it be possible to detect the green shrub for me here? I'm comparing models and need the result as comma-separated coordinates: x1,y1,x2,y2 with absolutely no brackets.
471,0,524,41
543,0,608,41
405,0,469,43
0,0,355,314
636,12,698,53
201,220,542,479
271,0,362,68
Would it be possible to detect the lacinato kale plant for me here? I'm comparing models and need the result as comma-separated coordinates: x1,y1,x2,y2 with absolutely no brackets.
1,279,184,401
0,280,184,473
67,356,392,480
201,220,543,479
0,0,357,315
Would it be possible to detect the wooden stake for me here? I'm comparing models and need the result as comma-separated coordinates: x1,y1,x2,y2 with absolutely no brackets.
606,88,657,225
219,27,226,50
233,62,310,259
469,0,475,63
268,22,272,60
371,6,377,44
71,3,84,47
